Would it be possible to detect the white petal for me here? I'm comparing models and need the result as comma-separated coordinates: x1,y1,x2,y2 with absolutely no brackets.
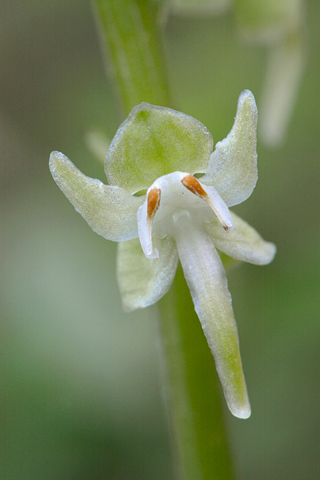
201,90,258,207
205,211,276,265
49,151,143,241
173,212,251,419
117,237,178,311
202,185,234,231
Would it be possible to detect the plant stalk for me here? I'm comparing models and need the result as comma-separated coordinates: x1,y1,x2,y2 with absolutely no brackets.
92,0,171,114
91,1,235,478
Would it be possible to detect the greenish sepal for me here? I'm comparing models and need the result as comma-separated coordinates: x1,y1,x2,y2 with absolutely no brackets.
205,211,277,265
49,151,143,242
201,89,258,207
105,103,213,193
117,236,179,311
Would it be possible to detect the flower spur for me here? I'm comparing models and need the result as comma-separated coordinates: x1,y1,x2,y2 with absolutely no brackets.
49,90,276,419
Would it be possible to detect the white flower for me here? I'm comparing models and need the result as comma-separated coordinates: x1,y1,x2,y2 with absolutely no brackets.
49,90,276,419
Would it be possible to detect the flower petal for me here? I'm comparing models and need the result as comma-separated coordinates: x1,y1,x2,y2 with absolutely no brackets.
105,103,213,193
205,211,276,265
173,212,251,419
201,90,258,207
137,186,162,259
117,236,178,311
49,151,143,241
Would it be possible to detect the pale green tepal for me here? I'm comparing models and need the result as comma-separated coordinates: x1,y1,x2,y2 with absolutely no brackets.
49,90,276,419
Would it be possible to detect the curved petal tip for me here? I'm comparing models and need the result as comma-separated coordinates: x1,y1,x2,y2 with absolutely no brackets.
238,89,257,114
230,402,251,420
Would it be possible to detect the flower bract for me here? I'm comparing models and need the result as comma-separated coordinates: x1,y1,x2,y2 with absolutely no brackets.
49,90,276,419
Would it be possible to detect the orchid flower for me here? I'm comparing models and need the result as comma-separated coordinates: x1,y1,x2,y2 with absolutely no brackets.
49,90,276,419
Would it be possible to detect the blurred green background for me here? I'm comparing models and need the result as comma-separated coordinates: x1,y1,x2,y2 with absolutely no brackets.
1,0,319,478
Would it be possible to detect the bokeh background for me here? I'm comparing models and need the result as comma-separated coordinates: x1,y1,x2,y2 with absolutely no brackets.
1,0,319,478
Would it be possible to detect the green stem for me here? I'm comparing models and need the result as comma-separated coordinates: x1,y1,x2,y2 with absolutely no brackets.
91,1,235,478
92,0,172,114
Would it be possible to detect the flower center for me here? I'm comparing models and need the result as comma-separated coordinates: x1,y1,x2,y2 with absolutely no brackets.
137,171,233,259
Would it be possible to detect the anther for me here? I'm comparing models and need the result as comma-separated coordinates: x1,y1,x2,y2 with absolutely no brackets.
147,188,161,218
181,174,233,232
181,175,207,199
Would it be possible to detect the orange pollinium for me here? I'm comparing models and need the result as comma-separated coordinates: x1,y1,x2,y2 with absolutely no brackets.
147,188,161,218
181,175,207,199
